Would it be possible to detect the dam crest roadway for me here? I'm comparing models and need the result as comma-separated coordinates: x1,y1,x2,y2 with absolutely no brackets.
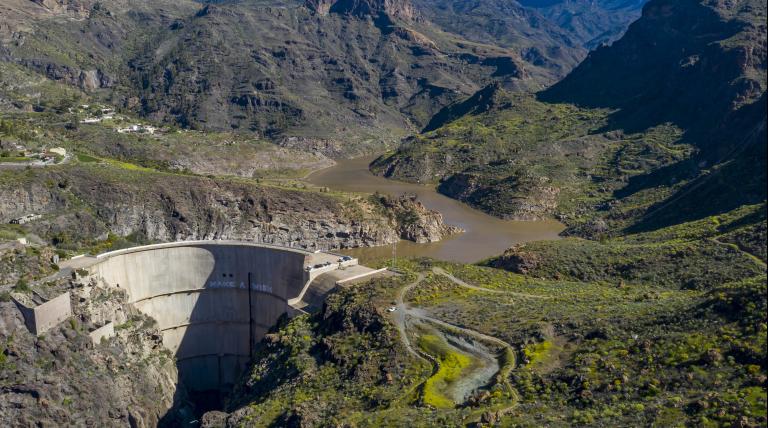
65,241,388,393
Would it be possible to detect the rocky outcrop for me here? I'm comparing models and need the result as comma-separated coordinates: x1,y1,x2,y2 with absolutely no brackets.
29,0,92,18
0,165,457,250
541,0,766,136
372,147,463,184
373,193,461,243
277,135,399,159
438,172,560,220
124,0,527,144
307,0,419,21
10,60,114,91
485,243,541,274
0,275,179,427
306,0,335,15
0,183,65,221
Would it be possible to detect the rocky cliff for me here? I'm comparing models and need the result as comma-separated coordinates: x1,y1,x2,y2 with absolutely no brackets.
0,273,180,427
307,0,419,21
541,0,766,136
0,0,604,149
371,193,462,242
126,0,531,145
0,164,458,251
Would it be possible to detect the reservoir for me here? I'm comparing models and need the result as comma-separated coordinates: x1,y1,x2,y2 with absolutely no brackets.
305,156,564,263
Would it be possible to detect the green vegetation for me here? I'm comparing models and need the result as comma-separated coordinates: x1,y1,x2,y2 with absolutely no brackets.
487,203,766,287
227,197,763,426
417,333,473,408
522,340,553,367
373,90,694,228
0,1,763,426
223,228,765,426
0,156,31,163
13,279,30,293
75,153,99,163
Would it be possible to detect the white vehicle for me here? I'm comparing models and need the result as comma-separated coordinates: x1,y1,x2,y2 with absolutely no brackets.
387,306,397,313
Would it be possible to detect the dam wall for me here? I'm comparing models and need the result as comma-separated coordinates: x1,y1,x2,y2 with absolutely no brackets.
88,242,311,392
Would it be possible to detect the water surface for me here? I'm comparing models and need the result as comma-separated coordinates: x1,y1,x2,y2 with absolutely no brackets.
306,156,564,263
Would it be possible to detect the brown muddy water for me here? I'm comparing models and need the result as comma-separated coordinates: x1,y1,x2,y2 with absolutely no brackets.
305,156,564,264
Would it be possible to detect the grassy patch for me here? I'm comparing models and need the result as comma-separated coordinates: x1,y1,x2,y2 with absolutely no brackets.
0,156,31,163
75,153,100,163
522,340,553,366
418,333,473,409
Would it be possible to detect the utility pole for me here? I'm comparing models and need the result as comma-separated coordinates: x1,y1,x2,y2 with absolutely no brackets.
392,240,396,271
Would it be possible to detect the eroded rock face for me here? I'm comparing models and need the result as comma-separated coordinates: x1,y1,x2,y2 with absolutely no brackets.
307,0,419,21
306,0,334,15
0,277,179,427
486,244,541,274
438,172,560,221
29,0,92,18
14,60,114,91
0,166,457,250
375,193,462,243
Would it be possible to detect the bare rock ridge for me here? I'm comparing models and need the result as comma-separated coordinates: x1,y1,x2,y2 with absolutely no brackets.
306,0,419,21
376,193,462,242
29,0,90,15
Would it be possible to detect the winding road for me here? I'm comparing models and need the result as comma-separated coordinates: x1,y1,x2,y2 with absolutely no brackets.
390,269,519,404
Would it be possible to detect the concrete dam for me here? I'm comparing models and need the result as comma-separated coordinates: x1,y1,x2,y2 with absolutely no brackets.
82,241,386,393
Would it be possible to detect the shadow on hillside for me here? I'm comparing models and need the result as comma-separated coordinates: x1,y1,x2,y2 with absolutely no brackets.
533,0,766,232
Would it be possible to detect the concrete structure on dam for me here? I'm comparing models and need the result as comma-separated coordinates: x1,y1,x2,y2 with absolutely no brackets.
78,241,386,393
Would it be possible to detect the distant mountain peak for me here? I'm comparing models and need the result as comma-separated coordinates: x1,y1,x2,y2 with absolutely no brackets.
306,0,418,21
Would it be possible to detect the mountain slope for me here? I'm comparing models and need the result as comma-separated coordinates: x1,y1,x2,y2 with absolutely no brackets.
519,0,647,49
0,0,551,152
0,0,201,90
200,203,766,426
126,0,536,147
541,0,766,135
0,0,649,152
542,0,767,231
410,0,585,78
375,0,767,233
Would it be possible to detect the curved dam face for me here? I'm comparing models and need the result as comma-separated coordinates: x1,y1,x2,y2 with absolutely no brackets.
87,241,376,393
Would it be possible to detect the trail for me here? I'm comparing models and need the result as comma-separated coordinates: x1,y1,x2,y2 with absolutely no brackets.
393,272,427,360
431,267,551,299
710,237,767,270
394,270,515,353
391,270,519,404
0,153,72,170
